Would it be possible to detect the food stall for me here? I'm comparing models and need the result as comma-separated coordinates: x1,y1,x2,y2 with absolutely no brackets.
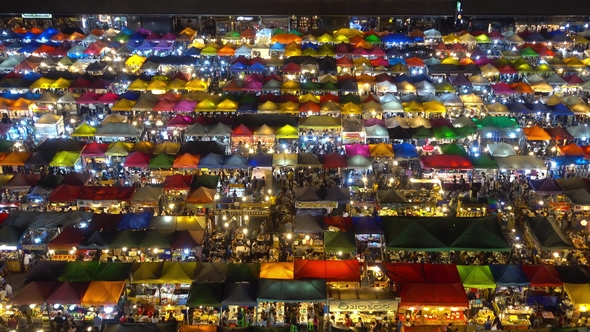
327,287,398,326
293,213,325,259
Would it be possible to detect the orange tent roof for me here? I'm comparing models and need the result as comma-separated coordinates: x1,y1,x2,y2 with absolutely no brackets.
67,32,86,41
523,125,551,141
240,29,256,39
9,98,33,110
30,27,43,34
509,82,535,94
50,32,69,41
90,29,104,36
35,45,56,54
558,144,586,156
271,34,302,44
260,262,294,279
217,44,236,56
81,281,125,306
406,57,425,67
186,187,217,204
0,152,31,166
173,153,201,169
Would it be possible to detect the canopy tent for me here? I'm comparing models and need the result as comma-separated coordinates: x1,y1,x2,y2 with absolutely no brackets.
324,231,356,253
529,179,562,195
58,261,100,282
46,282,89,304
526,216,574,250
222,282,258,307
399,283,469,307
186,283,224,307
226,263,261,283
92,263,134,281
489,265,530,287
495,156,546,170
159,262,197,284
260,262,294,280
522,265,562,287
383,216,510,252
25,261,68,282
457,265,496,288
81,281,125,305
194,262,228,283
294,214,324,233
555,266,590,284
293,259,360,281
380,263,461,284
12,281,57,304
257,279,326,302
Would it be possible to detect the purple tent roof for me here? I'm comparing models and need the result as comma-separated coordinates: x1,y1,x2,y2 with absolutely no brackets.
136,28,152,36
470,49,487,59
450,74,472,86
161,33,177,41
364,118,386,127
174,100,197,112
135,41,154,51
474,58,492,66
167,115,195,127
529,178,562,195
154,41,174,50
345,143,370,156
242,80,263,91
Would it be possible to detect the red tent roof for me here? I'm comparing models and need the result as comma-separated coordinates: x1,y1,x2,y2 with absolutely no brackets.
231,124,253,136
491,82,515,94
76,92,100,104
49,184,83,202
123,152,152,168
70,77,92,89
336,57,354,67
320,94,340,103
77,186,136,201
12,281,57,305
171,230,203,249
81,142,109,157
51,45,69,57
299,101,321,113
399,283,469,307
61,172,92,186
323,216,353,232
294,259,360,281
421,155,473,169
46,282,90,305
381,263,462,284
283,62,301,73
321,153,348,168
83,43,103,55
521,264,563,287
97,92,119,103
153,99,177,112
47,227,85,249
163,174,193,191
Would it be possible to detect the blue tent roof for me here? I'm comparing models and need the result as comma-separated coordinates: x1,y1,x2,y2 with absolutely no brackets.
489,265,530,287
270,42,286,51
551,156,590,166
393,143,419,158
22,32,40,40
229,62,248,72
107,41,122,48
223,154,248,169
121,91,140,100
382,33,413,44
22,91,41,100
198,153,225,168
183,47,201,56
394,74,412,83
1,92,23,100
126,40,142,48
247,152,273,167
0,31,19,40
550,103,574,116
37,28,59,40
117,212,153,230
388,57,406,65
248,62,266,72
129,32,146,41
121,27,135,36
22,72,43,83
135,41,154,51
353,216,383,234
525,103,552,114
302,43,319,50
236,103,257,113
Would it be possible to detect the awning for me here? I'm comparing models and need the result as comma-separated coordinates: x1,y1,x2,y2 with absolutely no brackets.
222,282,258,306
381,263,461,284
187,283,224,307
327,287,398,312
194,262,228,283
294,259,360,281
489,265,529,287
324,231,356,253
522,265,562,287
399,283,469,307
257,279,326,302
46,282,89,304
457,265,496,288
12,281,57,304
260,262,294,279
526,216,574,250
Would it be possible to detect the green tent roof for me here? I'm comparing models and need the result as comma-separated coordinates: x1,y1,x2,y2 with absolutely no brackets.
457,265,496,288
365,34,382,43
92,262,134,281
473,116,519,129
138,230,175,248
225,31,241,39
0,226,26,246
159,262,196,284
383,216,510,252
59,261,101,282
0,140,16,152
148,154,175,169
288,29,303,36
434,127,462,140
131,261,164,284
226,263,261,283
300,81,320,91
187,283,224,307
340,94,361,104
519,47,539,57
470,155,498,169
440,143,468,156
257,279,326,302
324,231,356,253
192,174,220,189
320,81,339,91
272,28,286,35
411,126,434,138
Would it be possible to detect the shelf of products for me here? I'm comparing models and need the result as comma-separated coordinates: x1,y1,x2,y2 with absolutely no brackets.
400,309,466,326
192,308,220,324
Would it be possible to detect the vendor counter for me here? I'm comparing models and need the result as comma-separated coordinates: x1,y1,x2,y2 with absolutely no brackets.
404,326,465,332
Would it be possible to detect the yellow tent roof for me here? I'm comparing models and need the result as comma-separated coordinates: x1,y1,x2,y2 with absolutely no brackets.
284,47,302,57
154,142,181,155
167,78,189,91
333,28,363,38
50,78,72,89
276,124,299,139
279,101,299,113
281,80,300,92
341,102,362,114
441,57,460,65
71,123,97,137
111,99,136,111
259,262,294,279
0,152,31,166
30,77,55,89
317,45,335,57
105,141,134,157
146,79,168,91
574,35,590,44
353,57,372,67
258,101,279,112
403,100,424,112
216,99,238,111
158,262,196,284
423,100,447,113
317,33,335,43
185,79,208,91
442,34,460,43
334,35,350,43
369,143,395,157
321,101,340,112
132,141,155,154
127,79,149,91
100,113,127,125
195,99,217,111
299,93,320,103
125,54,146,68
200,45,218,56
49,151,81,167
180,27,197,36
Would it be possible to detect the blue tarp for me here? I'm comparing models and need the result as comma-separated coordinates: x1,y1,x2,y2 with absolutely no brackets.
393,143,419,158
247,153,273,167
489,265,530,287
353,216,383,234
117,212,154,230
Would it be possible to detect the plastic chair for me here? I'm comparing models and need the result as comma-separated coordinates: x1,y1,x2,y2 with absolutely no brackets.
308,323,315,332
291,324,298,332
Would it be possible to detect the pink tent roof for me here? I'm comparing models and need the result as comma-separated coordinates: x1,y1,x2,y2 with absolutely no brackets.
76,92,100,104
243,80,263,91
245,73,264,83
345,144,371,156
491,82,515,94
146,32,162,40
167,115,195,127
153,99,177,112
97,92,119,103
161,32,177,41
174,100,197,112
364,118,386,127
